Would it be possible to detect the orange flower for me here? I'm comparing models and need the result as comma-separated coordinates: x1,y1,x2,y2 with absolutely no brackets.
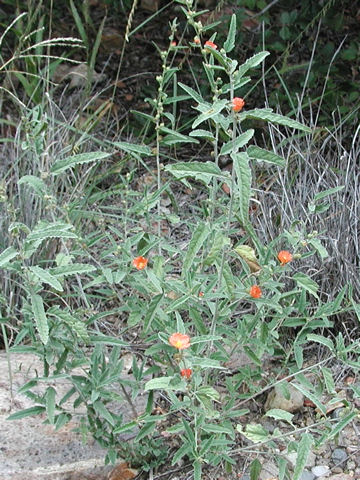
278,250,293,265
249,285,262,299
198,291,204,297
132,256,148,270
204,40,217,50
232,97,245,112
180,368,192,379
169,333,191,350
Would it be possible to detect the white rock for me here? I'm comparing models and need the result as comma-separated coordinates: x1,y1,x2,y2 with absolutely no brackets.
311,465,330,477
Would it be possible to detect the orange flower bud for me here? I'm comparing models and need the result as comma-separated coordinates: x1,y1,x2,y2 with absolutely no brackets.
204,40,217,50
132,256,148,270
198,291,204,297
277,250,293,265
232,97,245,112
249,285,262,299
193,36,201,44
169,333,191,350
180,368,192,379
171,41,177,47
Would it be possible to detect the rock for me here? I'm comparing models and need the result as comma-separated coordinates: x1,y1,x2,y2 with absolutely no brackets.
300,470,316,480
264,383,304,413
327,475,353,480
311,465,330,477
286,451,316,468
331,448,347,465
259,461,278,480
347,460,356,470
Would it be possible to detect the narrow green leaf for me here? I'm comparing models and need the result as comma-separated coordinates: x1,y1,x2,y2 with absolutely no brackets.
194,461,202,480
183,223,211,275
327,411,357,440
49,307,89,343
159,126,199,145
50,263,96,277
165,161,229,186
178,82,204,104
293,273,319,298
144,294,163,332
18,175,47,195
189,129,216,140
94,401,115,426
237,51,270,78
192,99,228,129
321,367,335,393
265,408,294,424
7,406,46,420
247,145,285,167
313,186,344,202
113,420,138,435
26,222,77,241
232,152,252,225
224,14,236,53
204,231,228,266
145,376,183,391
51,151,111,174
220,129,254,155
239,108,311,132
292,383,326,415
250,458,262,480
31,293,49,344
29,266,63,291
307,334,334,352
243,346,261,366
293,434,313,480
0,246,18,268
46,387,56,424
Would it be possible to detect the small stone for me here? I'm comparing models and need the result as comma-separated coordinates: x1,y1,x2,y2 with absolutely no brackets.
264,383,304,413
312,465,330,477
300,470,316,480
331,467,343,474
259,461,278,480
347,460,356,470
286,451,316,468
331,448,347,465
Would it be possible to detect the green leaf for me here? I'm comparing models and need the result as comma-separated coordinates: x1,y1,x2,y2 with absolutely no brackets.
192,99,228,129
0,246,18,268
46,387,56,424
224,14,236,53
307,334,334,352
265,408,294,424
183,223,211,275
293,273,319,298
291,383,326,415
239,108,311,132
237,51,270,78
321,367,335,394
113,420,138,435
145,376,184,391
178,82,204,104
51,151,111,174
189,129,216,141
165,161,229,186
243,346,261,366
204,231,229,266
50,263,96,277
94,400,115,426
31,294,49,344
247,145,285,167
308,238,328,259
293,433,313,480
313,186,344,202
7,406,46,420
144,294,163,332
29,266,63,291
18,175,47,195
326,411,358,440
159,126,199,145
49,307,89,343
201,423,233,435
194,461,202,480
232,152,252,225
237,423,269,443
26,222,77,241
250,458,262,480
220,129,254,155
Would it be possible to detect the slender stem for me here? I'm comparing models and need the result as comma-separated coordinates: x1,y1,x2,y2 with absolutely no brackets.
1,322,14,406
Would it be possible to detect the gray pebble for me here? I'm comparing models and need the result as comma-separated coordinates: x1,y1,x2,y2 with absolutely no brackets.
331,448,347,465
311,465,330,477
300,470,316,480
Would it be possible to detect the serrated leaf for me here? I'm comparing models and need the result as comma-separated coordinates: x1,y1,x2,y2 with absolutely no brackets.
307,334,334,351
192,99,228,129
220,129,254,155
0,246,18,268
247,145,285,167
18,175,47,195
29,266,63,291
293,273,319,298
239,108,311,132
178,82,204,104
292,383,326,415
224,14,236,53
183,223,211,275
265,408,294,424
232,152,252,225
31,294,49,344
26,222,77,241
165,161,229,186
50,263,96,277
321,367,335,393
189,129,215,140
293,433,313,480
237,51,270,78
145,376,183,391
250,458,262,480
51,151,111,174
48,307,89,343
